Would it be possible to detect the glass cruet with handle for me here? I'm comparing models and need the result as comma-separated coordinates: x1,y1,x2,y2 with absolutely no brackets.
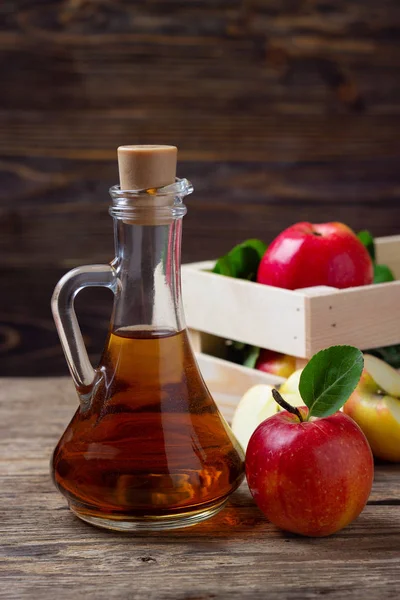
51,145,245,531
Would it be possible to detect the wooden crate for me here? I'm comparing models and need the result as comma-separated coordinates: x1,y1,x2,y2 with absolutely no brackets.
183,235,400,359
183,236,400,418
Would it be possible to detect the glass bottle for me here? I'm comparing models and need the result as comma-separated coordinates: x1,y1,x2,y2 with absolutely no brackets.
51,145,245,531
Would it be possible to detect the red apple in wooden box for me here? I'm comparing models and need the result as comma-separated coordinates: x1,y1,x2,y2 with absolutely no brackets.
257,222,373,290
255,349,296,378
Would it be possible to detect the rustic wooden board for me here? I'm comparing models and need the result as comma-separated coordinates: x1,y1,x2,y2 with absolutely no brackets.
2,2,400,160
376,236,400,280
306,280,400,355
1,377,400,600
1,0,400,375
183,261,308,355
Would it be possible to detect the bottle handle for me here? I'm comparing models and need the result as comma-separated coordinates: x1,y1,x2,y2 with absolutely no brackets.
51,265,119,394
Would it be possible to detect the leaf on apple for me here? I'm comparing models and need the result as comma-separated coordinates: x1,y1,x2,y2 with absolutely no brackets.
299,346,364,418
213,239,267,281
357,230,395,284
357,230,376,262
373,264,395,284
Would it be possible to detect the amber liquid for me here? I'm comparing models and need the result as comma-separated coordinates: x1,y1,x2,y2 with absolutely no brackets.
52,328,244,522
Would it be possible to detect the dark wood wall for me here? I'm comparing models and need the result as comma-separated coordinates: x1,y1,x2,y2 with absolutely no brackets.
1,0,400,375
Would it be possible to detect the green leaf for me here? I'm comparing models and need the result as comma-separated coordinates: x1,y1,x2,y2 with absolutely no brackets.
228,246,260,280
225,340,261,368
357,230,376,261
231,341,246,352
373,263,395,284
299,346,364,418
242,239,268,261
212,255,233,277
212,239,267,281
243,346,261,369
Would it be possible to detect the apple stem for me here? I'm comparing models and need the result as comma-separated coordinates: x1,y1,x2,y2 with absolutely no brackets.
272,389,304,423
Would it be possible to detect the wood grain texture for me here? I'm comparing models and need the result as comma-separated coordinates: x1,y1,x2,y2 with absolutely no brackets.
376,236,400,280
182,260,308,355
1,0,400,375
1,377,400,600
306,279,400,355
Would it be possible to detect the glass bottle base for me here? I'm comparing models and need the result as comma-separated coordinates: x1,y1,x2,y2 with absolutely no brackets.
69,498,228,532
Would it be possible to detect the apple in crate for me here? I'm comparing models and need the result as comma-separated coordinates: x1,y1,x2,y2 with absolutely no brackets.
257,222,373,290
255,349,296,378
344,354,400,462
246,346,374,536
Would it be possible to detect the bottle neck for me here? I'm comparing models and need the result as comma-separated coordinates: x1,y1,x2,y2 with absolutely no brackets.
111,212,185,334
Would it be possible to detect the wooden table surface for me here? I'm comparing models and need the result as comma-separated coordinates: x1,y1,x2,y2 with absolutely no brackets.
1,377,400,600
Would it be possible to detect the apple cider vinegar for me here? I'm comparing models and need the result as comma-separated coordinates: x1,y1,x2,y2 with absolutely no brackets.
52,327,244,521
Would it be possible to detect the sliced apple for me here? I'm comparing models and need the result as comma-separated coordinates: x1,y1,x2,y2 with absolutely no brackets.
278,368,305,408
385,395,400,424
364,354,400,398
344,390,400,462
232,384,276,452
344,360,400,462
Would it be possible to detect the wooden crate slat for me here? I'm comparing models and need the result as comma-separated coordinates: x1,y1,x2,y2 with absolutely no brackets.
306,281,400,355
182,262,307,356
376,235,400,279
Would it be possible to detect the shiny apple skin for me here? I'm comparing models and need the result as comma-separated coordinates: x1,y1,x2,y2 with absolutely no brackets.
255,349,296,379
257,222,373,290
246,409,374,537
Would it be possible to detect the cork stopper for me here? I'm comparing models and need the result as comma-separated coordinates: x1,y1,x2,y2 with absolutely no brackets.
117,145,177,191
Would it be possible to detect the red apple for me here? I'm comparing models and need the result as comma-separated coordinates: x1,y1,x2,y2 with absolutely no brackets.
257,222,373,290
255,349,296,378
246,409,374,536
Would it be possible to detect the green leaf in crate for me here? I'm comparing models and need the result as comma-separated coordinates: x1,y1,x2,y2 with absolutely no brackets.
242,346,261,369
357,230,376,261
212,239,267,281
228,246,260,280
373,263,395,284
225,340,261,368
212,255,233,277
232,341,246,352
357,230,395,284
298,346,364,419
242,239,268,261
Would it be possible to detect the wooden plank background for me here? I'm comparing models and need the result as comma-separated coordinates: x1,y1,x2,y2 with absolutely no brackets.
1,0,400,375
